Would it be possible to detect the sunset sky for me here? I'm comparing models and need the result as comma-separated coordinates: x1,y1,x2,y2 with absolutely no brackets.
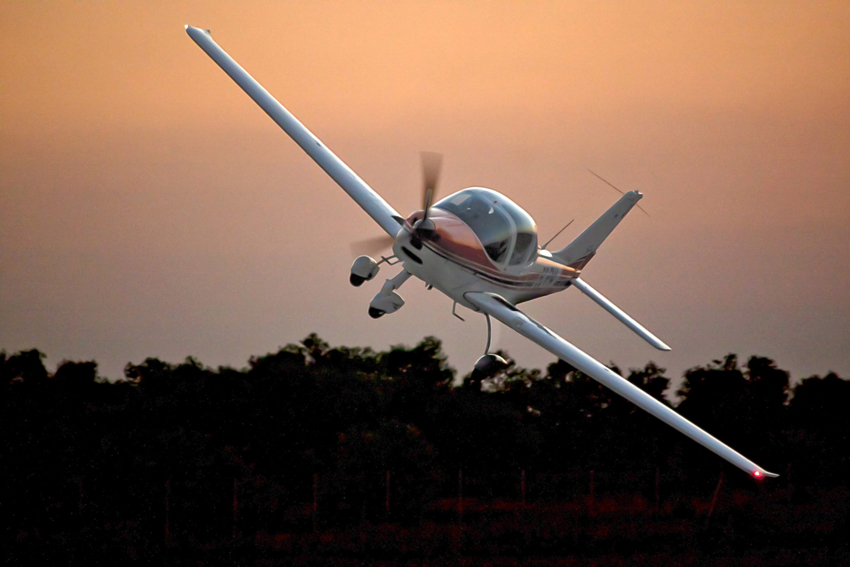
2,1,848,386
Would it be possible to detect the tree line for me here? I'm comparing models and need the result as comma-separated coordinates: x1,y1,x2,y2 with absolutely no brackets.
2,336,848,549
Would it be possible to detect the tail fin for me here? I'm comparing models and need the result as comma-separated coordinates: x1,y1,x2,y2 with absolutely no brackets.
552,191,643,269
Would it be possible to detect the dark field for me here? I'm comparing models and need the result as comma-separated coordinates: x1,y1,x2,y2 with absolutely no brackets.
10,481,848,566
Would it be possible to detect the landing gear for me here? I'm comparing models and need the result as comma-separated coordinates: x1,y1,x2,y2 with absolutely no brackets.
349,256,380,287
474,353,509,375
349,255,400,287
473,313,508,376
368,270,411,318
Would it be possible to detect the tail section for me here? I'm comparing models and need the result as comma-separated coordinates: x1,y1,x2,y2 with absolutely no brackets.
552,191,643,269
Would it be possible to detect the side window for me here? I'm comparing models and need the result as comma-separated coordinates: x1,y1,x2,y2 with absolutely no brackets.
509,232,534,265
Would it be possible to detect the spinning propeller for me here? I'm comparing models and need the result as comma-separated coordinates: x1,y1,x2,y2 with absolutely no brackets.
350,152,443,256
411,151,442,247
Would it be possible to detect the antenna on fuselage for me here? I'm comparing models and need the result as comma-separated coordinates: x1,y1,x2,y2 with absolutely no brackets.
541,219,574,251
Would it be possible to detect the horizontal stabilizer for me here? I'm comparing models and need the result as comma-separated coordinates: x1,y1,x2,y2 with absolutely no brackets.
572,278,670,351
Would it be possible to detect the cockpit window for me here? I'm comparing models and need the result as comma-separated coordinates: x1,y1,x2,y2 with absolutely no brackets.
435,191,512,263
435,188,538,266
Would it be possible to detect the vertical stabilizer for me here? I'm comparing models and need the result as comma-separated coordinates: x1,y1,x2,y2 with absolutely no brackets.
552,191,643,268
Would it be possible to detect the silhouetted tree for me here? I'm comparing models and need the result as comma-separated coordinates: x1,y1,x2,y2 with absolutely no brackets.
2,341,849,562
789,372,850,486
3,348,48,386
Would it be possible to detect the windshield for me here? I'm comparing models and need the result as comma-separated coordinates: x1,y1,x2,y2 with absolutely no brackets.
434,188,537,265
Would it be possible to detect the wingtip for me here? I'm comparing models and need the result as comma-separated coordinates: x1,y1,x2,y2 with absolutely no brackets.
753,469,779,480
185,25,211,37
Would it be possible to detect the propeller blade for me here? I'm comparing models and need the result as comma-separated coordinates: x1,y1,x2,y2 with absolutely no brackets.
420,151,442,223
350,235,395,258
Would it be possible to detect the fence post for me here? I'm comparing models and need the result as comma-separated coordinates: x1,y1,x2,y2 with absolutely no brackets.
385,471,391,519
232,477,238,541
521,469,526,507
312,473,318,532
655,466,660,512
707,471,724,521
787,463,792,503
165,478,171,547
458,469,463,521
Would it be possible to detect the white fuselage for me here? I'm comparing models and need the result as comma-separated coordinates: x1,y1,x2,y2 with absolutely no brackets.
392,222,575,311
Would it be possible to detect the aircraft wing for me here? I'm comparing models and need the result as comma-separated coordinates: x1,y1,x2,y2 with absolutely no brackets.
186,26,402,237
464,291,778,479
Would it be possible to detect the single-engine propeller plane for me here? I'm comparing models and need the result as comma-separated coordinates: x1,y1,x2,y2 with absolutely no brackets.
186,25,777,479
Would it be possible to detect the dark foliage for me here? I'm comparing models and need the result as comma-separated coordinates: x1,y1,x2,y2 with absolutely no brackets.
1,340,848,564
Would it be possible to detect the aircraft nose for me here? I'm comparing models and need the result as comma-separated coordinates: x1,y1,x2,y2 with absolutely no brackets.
414,218,437,239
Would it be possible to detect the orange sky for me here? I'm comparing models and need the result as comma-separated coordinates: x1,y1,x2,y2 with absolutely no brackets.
2,1,849,384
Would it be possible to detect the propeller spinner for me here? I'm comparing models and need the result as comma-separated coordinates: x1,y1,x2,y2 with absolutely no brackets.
350,152,443,255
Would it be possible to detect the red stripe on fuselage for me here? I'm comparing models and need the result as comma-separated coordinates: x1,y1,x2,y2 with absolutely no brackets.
405,209,578,293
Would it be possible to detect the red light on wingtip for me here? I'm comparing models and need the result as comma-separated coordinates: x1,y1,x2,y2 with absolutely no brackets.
753,471,762,478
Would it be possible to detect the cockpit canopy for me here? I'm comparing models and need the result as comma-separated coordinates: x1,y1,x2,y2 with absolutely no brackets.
434,188,538,266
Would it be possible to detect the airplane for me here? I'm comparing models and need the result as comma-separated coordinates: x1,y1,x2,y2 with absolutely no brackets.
186,25,777,480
